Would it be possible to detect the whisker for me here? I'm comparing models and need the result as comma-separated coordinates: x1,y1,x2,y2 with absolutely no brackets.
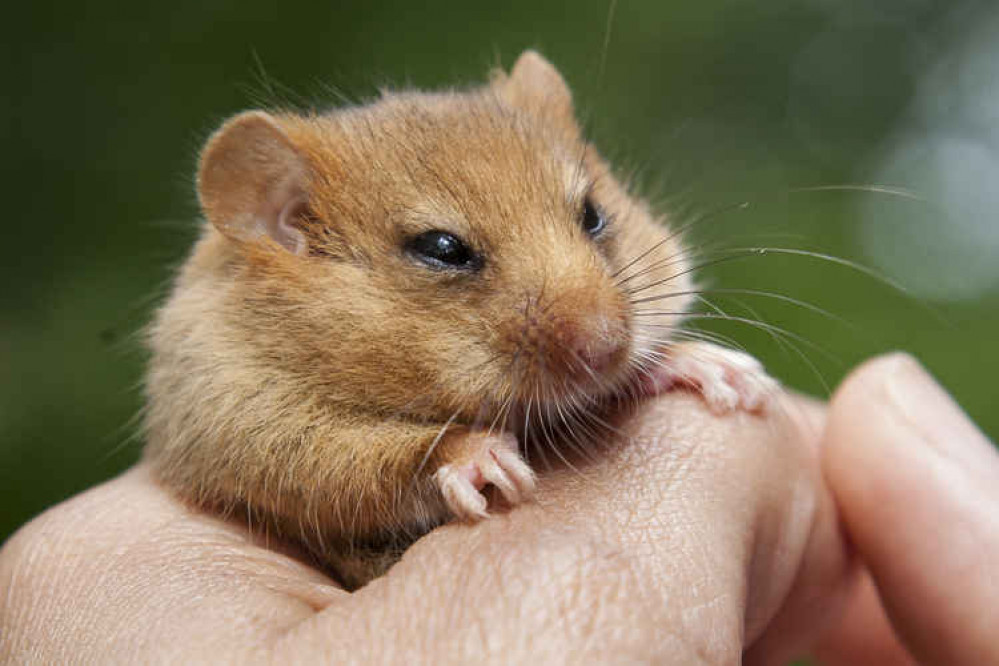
411,410,461,484
612,228,687,282
703,294,795,360
595,0,619,90
630,287,854,329
788,183,926,201
538,398,592,480
724,246,910,294
637,312,843,367
623,248,769,298
614,233,725,288
552,396,600,466
669,326,748,354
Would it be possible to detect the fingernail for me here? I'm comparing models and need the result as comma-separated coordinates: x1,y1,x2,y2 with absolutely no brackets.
882,352,991,466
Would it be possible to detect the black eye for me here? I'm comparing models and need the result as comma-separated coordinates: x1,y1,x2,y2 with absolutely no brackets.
581,198,606,236
405,230,481,270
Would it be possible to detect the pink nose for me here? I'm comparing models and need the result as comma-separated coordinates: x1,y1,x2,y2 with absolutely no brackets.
554,315,627,376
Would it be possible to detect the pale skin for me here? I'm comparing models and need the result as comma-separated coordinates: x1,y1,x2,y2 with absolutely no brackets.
1,353,996,664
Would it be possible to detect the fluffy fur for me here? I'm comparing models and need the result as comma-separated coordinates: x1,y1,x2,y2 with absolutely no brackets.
143,51,697,589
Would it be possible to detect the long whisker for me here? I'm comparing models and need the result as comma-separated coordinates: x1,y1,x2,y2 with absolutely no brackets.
630,287,854,329
411,410,461,484
667,327,748,354
624,248,768,297
639,311,842,367
538,398,591,480
552,396,600,466
723,246,911,294
615,241,728,292
788,184,927,201
612,224,689,281
701,294,795,360
596,0,619,90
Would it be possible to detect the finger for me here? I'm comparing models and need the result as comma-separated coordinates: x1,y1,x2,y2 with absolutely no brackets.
811,569,918,666
283,392,846,664
1,392,835,664
0,465,344,663
741,394,857,666
822,353,999,665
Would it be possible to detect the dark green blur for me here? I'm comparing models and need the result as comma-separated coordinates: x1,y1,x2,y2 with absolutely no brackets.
3,0,996,548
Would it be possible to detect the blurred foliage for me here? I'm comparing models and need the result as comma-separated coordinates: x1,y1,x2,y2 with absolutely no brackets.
3,0,996,552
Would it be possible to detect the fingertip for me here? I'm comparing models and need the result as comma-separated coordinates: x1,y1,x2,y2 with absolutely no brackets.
821,353,999,665
826,352,916,426
821,353,909,504
824,351,997,508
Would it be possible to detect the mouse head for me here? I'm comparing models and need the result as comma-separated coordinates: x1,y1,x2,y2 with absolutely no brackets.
192,51,692,425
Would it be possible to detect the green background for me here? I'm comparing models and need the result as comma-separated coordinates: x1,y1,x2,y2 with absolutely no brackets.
4,0,996,562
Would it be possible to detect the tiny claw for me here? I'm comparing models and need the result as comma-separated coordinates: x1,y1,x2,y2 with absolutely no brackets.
435,464,489,520
434,431,534,521
644,341,779,414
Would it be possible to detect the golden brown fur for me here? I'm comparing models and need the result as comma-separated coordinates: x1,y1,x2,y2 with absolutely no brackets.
143,51,694,589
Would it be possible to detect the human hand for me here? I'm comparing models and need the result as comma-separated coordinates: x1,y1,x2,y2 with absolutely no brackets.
0,385,846,663
813,354,999,665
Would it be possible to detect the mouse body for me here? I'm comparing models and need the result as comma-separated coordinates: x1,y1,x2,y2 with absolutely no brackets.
143,51,775,589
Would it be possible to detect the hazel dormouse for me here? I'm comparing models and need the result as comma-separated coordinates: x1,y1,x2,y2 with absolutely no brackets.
143,51,777,589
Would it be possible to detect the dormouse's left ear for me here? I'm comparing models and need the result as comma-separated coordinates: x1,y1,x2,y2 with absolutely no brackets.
197,111,310,255
494,50,578,136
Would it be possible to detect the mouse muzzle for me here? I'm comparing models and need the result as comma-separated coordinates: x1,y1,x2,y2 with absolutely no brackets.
502,284,630,398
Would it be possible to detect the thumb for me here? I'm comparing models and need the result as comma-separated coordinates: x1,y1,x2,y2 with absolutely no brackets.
822,353,999,665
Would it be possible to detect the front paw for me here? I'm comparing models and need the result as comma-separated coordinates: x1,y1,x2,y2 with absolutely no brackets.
433,430,536,521
641,341,779,414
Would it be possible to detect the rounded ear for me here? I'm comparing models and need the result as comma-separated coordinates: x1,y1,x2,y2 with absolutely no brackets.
494,50,578,135
197,111,309,254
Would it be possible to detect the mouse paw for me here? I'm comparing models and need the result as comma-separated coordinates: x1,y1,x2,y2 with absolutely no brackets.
433,431,535,521
641,341,779,414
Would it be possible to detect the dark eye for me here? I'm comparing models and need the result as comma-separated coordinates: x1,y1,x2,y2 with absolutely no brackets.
581,198,606,236
405,230,481,270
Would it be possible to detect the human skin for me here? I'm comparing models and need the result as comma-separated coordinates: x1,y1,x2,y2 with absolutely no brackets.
812,354,999,665
0,353,994,664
